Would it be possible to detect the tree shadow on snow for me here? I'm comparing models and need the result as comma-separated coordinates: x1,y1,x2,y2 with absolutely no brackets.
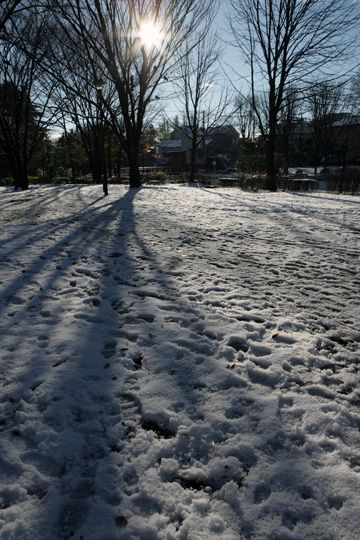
0,185,357,539
292,191,360,205
0,185,222,538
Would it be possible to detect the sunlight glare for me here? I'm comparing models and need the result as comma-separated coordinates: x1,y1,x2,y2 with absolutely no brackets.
138,20,164,50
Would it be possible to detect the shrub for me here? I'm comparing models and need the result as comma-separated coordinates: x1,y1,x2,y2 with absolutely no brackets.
28,176,43,184
167,174,186,184
321,170,360,194
143,170,170,183
236,154,267,174
242,174,267,191
0,177,13,186
195,173,212,184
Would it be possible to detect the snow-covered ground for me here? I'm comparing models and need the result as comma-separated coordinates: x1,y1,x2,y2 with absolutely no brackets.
0,185,359,540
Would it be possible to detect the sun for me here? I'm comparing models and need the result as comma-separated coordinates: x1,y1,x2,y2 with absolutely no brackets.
138,20,164,50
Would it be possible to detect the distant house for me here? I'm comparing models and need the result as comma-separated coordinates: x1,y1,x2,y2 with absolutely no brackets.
159,125,239,172
330,114,360,166
283,168,318,191
278,114,360,169
206,125,240,170
159,128,207,172
285,178,318,191
159,139,188,171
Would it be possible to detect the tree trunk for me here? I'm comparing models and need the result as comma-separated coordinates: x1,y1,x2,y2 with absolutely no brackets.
12,161,28,190
101,128,108,196
189,135,197,183
21,167,29,190
341,149,347,173
13,172,22,190
313,137,319,175
63,126,76,181
21,179,29,190
107,133,112,178
116,148,122,180
126,141,141,188
265,129,277,191
283,126,290,173
69,149,76,181
88,150,102,185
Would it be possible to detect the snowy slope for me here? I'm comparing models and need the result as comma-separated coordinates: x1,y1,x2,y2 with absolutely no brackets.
0,185,359,540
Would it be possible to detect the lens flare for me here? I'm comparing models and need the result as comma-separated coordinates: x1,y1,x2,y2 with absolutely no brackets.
138,20,164,50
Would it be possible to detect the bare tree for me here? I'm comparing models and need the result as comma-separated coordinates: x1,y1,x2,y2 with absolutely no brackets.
234,94,256,140
49,39,121,195
338,75,360,170
229,0,359,190
0,0,23,33
278,87,302,171
350,74,360,112
306,81,342,173
171,29,231,182
0,12,57,189
49,0,216,188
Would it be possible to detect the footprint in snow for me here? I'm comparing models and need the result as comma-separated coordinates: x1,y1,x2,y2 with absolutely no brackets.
250,343,273,357
111,299,131,315
118,391,142,440
298,485,313,500
58,499,88,540
227,336,249,353
82,296,101,307
53,358,67,368
224,405,244,420
272,334,298,345
102,341,117,359
116,365,142,440
131,493,162,516
30,380,44,392
141,415,176,439
252,356,272,369
328,495,345,510
278,396,294,409
122,465,139,495
281,509,311,530
37,334,48,349
344,453,360,472
254,483,271,504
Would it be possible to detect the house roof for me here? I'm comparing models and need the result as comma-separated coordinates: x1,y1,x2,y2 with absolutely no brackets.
160,139,184,152
331,115,360,127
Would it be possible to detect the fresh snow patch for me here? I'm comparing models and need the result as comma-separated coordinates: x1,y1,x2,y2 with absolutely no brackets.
0,185,359,539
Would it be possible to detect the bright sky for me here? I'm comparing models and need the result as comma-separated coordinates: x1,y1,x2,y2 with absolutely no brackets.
161,0,359,122
162,1,244,122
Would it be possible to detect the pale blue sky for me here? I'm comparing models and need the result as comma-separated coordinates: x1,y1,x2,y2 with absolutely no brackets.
163,0,360,122
162,1,245,120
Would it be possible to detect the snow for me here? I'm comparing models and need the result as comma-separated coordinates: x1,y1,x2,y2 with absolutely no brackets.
0,184,359,540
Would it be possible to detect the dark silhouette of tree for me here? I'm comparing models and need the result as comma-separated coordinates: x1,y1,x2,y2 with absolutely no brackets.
49,0,215,189
278,88,302,171
307,82,342,173
49,48,119,195
229,0,360,190
0,12,56,189
171,27,231,182
235,94,256,141
0,0,22,33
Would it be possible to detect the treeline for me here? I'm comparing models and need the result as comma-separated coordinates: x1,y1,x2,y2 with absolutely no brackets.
237,81,360,175
1,0,360,192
